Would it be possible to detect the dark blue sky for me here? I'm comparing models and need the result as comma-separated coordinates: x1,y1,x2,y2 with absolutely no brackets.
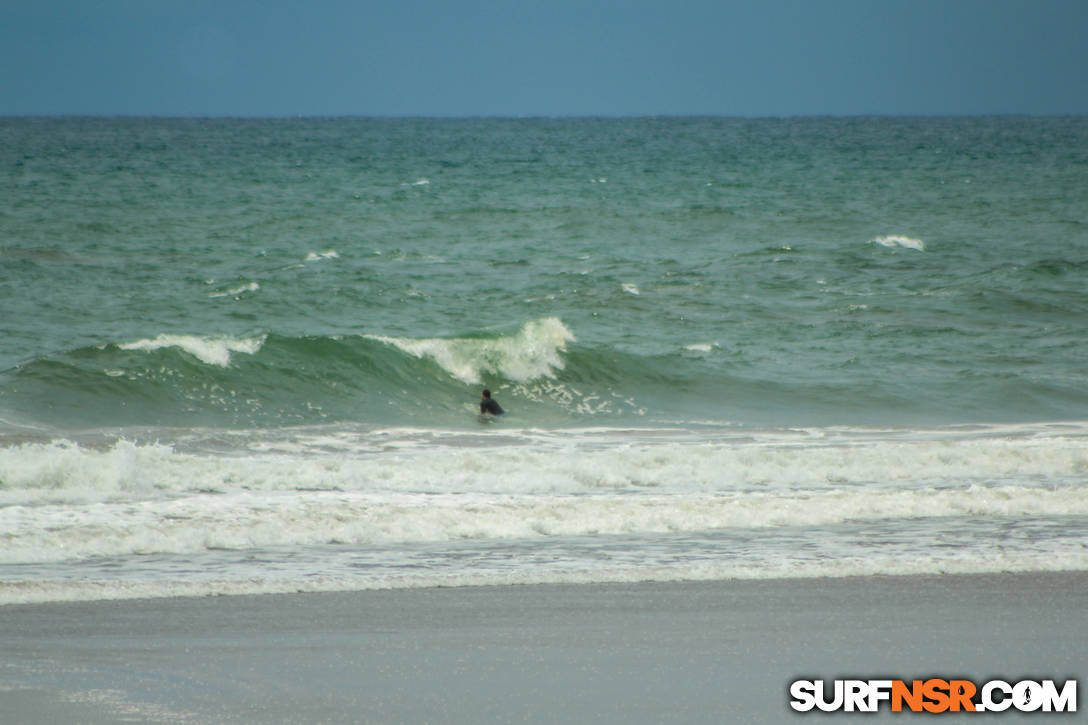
2,0,1086,116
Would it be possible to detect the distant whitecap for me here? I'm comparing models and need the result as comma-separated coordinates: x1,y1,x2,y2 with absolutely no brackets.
208,281,259,298
872,235,926,251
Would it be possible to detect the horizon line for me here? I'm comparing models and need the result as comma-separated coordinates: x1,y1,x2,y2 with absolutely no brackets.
3,111,1086,121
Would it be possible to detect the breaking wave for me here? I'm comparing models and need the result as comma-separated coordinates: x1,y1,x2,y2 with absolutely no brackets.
3,314,1087,431
367,317,573,384
117,334,266,367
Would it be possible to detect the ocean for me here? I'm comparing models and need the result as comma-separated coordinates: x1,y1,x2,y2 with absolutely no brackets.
2,116,1087,604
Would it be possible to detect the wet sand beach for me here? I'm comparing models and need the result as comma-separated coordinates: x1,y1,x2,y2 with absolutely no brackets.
2,572,1084,724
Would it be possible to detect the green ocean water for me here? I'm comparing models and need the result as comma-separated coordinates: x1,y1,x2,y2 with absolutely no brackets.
2,116,1087,431
5,117,1088,603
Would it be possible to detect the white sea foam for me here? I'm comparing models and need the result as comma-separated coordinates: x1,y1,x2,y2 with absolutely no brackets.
367,317,574,384
304,250,340,262
208,281,259,298
2,515,1087,605
872,235,926,251
621,282,640,295
5,483,1086,565
5,546,1088,606
3,424,1087,504
116,334,265,367
3,424,1088,603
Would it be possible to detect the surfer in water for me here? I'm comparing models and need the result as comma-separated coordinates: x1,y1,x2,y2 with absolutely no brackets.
480,389,504,416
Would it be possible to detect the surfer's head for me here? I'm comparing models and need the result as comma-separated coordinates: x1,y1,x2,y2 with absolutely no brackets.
482,389,492,399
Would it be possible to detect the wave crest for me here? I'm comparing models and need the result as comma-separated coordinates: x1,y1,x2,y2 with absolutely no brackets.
367,317,574,384
117,334,266,367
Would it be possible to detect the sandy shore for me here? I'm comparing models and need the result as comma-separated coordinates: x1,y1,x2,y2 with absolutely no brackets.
1,572,1084,723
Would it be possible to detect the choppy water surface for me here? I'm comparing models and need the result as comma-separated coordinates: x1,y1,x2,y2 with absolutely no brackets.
1,116,1086,602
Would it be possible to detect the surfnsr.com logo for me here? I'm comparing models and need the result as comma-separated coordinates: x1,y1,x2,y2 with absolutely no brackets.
789,678,1077,713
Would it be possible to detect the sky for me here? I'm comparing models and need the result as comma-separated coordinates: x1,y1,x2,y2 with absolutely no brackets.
1,0,1086,117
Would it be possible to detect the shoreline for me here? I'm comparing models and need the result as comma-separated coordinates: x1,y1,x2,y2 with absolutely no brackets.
5,561,1088,607
2,571,1084,723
